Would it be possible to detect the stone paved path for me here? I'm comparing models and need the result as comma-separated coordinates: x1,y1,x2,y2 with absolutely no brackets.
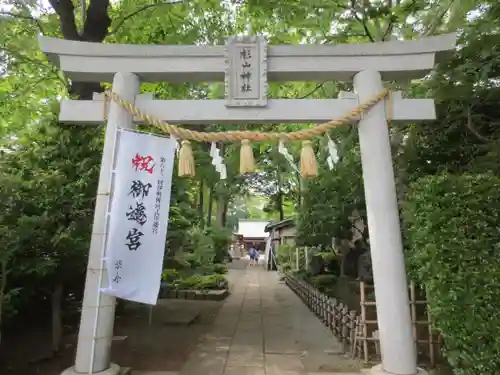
173,263,363,375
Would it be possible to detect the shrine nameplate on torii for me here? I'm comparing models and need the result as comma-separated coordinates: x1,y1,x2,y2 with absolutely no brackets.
225,35,268,107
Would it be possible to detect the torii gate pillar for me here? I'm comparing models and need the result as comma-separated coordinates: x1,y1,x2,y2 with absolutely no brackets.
354,70,422,375
64,72,140,375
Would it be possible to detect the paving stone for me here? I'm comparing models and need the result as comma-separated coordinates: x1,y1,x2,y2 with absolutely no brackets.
223,367,265,375
266,354,306,371
154,300,201,326
235,324,262,333
230,343,264,353
301,353,363,373
264,342,304,355
162,312,199,326
266,369,305,375
226,350,265,367
179,351,226,375
232,333,263,346
197,335,232,353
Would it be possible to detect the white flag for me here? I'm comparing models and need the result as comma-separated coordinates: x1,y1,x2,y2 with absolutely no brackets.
104,129,176,305
278,140,299,173
209,142,226,180
219,164,227,180
210,142,218,158
326,135,339,165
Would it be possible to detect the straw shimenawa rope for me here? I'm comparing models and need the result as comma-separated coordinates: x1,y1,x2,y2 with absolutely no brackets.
104,89,391,178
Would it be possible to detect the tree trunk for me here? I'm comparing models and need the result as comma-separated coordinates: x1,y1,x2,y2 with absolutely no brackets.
198,179,204,226
215,196,226,227
277,167,284,220
48,0,112,99
51,283,64,353
214,144,227,228
296,172,303,209
207,188,213,226
0,259,8,347
278,193,284,221
339,255,346,277
222,199,229,227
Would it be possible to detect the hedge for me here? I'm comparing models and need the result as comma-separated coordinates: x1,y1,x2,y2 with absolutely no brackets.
403,173,500,375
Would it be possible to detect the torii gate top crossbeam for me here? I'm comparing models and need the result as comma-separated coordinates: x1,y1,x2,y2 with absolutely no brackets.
38,34,456,83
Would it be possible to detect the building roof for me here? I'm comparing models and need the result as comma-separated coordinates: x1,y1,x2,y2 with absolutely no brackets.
264,218,295,232
236,219,270,239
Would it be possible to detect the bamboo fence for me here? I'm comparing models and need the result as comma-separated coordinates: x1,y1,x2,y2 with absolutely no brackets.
284,273,440,366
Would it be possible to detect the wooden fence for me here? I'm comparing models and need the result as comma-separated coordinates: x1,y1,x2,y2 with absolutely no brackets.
284,273,358,354
358,281,439,366
284,273,440,366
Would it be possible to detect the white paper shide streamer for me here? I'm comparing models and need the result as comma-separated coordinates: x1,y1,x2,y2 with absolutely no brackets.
210,142,227,180
103,130,177,305
326,135,339,170
278,140,299,173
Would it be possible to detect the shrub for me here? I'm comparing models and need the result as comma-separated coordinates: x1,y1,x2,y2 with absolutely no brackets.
212,263,228,274
309,274,337,293
193,262,227,276
178,275,202,290
204,226,232,263
180,253,202,269
317,251,336,262
163,257,190,270
276,244,294,265
198,274,228,290
178,227,216,268
404,173,500,375
162,268,181,287
294,269,309,280
177,274,228,290
280,262,291,273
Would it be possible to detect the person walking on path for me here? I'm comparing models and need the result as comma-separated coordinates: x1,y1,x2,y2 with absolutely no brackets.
248,246,257,266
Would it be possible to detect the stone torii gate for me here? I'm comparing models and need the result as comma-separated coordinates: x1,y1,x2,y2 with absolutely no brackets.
39,33,455,375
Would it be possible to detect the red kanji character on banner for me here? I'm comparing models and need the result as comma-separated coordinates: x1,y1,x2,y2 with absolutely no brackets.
131,154,155,174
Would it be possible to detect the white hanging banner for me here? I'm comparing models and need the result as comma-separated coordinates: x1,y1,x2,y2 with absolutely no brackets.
219,164,227,180
326,135,339,170
175,140,180,156
210,141,227,180
104,129,176,305
210,141,218,158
